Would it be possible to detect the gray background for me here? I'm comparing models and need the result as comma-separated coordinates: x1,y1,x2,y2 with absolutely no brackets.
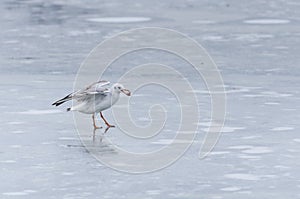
0,0,299,198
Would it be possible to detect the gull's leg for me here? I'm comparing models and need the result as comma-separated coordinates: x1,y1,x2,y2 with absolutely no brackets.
92,114,102,129
100,112,115,128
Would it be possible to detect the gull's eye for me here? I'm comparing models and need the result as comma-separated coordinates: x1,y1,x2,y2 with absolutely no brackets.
118,86,121,89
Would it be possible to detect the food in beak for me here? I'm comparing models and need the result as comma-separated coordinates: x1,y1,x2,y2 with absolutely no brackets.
121,89,131,96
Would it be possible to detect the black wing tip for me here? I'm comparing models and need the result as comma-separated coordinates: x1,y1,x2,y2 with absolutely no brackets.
52,94,72,106
52,101,64,106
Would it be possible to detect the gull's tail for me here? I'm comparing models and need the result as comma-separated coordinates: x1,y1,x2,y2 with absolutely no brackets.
52,93,72,106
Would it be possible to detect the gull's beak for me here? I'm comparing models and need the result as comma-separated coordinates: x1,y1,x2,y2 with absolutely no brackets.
121,89,131,96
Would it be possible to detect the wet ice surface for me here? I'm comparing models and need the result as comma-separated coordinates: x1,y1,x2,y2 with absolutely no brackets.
1,0,300,198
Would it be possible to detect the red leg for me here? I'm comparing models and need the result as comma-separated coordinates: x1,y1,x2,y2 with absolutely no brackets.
92,114,102,129
100,112,115,128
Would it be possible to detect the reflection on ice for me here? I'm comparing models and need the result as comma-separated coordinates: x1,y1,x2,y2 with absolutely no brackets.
80,129,117,155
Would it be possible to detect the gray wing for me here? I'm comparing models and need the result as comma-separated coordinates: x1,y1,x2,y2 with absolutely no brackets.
52,80,110,106
74,80,110,101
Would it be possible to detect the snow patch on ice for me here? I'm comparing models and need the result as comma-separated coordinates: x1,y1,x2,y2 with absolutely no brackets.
2,190,37,196
16,109,63,115
242,146,273,154
202,35,225,41
152,139,195,145
2,192,28,196
86,17,151,23
293,139,300,143
210,151,230,155
10,130,25,134
271,127,294,131
244,19,290,24
264,102,280,105
228,145,253,150
61,172,75,176
238,155,261,159
0,160,16,163
220,186,242,191
146,190,161,195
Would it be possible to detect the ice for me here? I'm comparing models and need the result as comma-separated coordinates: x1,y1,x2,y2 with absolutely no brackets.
233,33,274,42
190,87,250,94
192,20,216,24
86,17,151,23
7,121,25,125
151,139,197,145
228,145,253,149
202,35,226,42
271,127,294,131
242,146,273,154
243,19,290,24
146,190,161,195
220,186,242,192
58,137,78,140
201,126,246,133
3,40,19,44
0,160,16,163
293,139,300,143
16,109,63,115
2,192,29,196
264,102,280,105
224,173,260,181
238,155,261,159
1,0,299,198
260,91,293,98
9,145,22,148
10,130,25,134
61,172,75,176
210,151,230,155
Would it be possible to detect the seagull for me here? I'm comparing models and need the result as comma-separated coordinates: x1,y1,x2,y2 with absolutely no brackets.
52,80,131,129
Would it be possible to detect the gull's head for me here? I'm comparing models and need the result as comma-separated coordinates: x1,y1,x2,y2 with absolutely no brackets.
113,83,131,96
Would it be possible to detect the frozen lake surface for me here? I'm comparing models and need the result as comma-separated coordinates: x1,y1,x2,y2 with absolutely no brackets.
1,0,300,198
